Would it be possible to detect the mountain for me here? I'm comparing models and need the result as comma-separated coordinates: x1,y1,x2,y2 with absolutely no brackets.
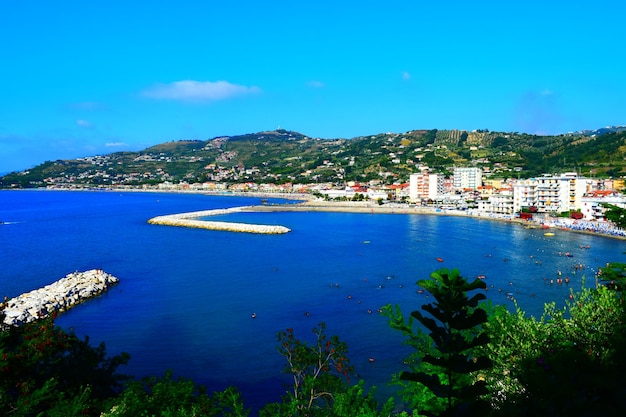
576,125,626,136
1,128,625,189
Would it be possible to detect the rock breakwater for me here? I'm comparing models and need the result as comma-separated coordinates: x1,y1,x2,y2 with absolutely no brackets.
1,269,119,329
148,206,291,234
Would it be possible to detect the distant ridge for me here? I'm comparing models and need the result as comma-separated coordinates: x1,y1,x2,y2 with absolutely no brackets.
1,126,625,188
576,125,626,136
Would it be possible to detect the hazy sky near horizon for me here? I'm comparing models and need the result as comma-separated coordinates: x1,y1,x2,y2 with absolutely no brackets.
1,0,625,173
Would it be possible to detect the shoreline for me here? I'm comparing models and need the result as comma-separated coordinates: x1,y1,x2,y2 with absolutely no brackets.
148,197,626,241
245,200,626,241
5,188,625,240
9,187,312,202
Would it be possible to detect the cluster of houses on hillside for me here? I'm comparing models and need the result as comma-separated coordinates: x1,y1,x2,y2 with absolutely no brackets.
149,166,626,223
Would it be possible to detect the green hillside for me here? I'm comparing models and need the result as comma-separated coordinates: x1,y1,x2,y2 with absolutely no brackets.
2,128,625,188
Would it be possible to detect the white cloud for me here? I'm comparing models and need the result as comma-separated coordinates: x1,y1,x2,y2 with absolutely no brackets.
142,80,261,102
105,142,129,147
306,80,325,88
76,119,93,128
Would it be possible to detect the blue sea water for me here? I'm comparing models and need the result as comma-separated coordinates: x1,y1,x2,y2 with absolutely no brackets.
1,190,625,413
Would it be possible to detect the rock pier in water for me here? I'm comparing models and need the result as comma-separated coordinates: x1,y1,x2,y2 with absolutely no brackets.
1,269,119,329
148,206,291,234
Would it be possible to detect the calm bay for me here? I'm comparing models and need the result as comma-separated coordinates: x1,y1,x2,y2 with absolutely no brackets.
1,190,624,413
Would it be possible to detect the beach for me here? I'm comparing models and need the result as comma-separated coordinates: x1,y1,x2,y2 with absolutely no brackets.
233,198,625,240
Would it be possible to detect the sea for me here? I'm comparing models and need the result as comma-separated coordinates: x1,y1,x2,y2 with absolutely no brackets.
1,190,625,414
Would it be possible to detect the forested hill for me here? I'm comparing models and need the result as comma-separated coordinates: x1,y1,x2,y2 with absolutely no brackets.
2,127,625,188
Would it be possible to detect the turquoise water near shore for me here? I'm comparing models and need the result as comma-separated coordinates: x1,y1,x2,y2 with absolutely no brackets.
1,190,625,413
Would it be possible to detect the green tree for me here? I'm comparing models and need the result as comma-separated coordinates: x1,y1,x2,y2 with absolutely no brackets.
262,323,352,416
102,371,249,417
262,322,393,417
0,316,129,416
385,268,492,417
602,204,626,228
484,285,626,417
327,380,395,417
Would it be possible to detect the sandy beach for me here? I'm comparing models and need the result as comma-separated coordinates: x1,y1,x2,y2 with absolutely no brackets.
243,199,626,240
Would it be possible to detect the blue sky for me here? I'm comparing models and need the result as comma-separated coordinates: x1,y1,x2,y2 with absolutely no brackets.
1,0,625,173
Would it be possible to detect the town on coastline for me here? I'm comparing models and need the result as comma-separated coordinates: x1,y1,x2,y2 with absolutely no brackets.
43,166,626,237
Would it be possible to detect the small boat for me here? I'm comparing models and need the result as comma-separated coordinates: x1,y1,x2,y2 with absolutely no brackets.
436,257,444,262
544,232,555,236
477,275,486,280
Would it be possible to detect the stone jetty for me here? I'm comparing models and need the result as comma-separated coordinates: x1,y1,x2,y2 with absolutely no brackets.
148,206,291,234
1,269,119,329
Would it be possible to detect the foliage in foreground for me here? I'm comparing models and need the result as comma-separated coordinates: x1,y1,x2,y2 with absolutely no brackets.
4,266,626,416
0,316,129,416
261,322,394,417
385,268,492,417
102,371,249,417
484,284,626,417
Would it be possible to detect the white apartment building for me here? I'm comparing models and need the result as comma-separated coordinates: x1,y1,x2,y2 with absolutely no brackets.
478,187,515,215
513,173,592,213
453,167,482,190
513,179,538,211
580,191,626,221
428,173,445,200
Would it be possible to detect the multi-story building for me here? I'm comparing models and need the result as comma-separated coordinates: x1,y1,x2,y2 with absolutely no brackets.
580,190,626,221
453,167,482,190
428,173,445,201
409,167,430,202
478,186,515,215
513,173,592,214
409,167,444,202
598,178,625,192
512,179,538,212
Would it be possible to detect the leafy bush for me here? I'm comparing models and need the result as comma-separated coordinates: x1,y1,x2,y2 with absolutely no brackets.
483,285,626,416
102,371,248,417
0,316,129,416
